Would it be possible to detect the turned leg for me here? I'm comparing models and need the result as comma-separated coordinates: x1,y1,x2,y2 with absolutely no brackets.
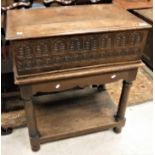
20,85,40,151
113,80,132,133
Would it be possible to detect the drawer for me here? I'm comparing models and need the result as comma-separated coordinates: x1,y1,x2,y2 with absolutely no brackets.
32,69,137,93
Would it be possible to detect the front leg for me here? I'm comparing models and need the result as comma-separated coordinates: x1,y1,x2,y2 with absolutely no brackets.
113,80,132,133
20,85,40,151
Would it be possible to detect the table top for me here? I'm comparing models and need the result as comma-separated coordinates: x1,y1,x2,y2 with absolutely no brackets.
133,8,153,22
6,4,151,40
114,0,153,10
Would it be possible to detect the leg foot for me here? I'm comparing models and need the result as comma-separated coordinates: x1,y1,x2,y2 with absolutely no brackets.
31,145,40,152
32,146,40,152
30,136,40,152
114,80,132,133
113,127,122,134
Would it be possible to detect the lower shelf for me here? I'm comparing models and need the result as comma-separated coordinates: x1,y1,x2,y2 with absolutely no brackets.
33,88,124,144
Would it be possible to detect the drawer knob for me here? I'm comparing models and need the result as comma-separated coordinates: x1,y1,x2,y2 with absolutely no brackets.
111,75,116,79
56,84,60,89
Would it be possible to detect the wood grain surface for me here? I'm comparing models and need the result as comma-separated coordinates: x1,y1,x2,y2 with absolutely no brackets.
6,4,151,40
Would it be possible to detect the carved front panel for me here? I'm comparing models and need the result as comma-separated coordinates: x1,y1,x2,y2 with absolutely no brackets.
13,30,148,75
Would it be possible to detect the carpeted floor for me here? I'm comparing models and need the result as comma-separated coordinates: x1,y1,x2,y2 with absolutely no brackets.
107,67,153,106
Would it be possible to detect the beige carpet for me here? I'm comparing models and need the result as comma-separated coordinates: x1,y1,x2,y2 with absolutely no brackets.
107,67,153,106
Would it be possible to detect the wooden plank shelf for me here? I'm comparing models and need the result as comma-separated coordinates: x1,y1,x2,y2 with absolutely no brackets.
33,88,125,144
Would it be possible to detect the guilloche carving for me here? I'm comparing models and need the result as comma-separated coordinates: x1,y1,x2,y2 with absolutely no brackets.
14,30,146,75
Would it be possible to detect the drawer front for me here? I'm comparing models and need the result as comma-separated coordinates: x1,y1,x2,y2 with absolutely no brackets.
32,69,137,94
12,29,148,76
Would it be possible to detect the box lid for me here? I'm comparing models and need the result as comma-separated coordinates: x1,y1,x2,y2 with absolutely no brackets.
6,4,151,40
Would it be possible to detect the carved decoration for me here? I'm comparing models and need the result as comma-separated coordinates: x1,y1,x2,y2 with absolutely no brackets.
13,30,146,75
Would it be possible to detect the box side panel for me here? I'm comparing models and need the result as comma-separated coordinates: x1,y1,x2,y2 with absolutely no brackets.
12,29,148,76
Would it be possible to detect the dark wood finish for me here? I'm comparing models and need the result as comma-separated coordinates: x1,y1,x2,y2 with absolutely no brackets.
1,14,5,29
20,85,40,151
1,127,13,135
6,4,150,151
114,0,153,10
142,27,153,69
6,5,150,78
30,66,139,94
2,91,20,98
131,9,153,69
114,80,132,133
11,30,148,76
15,62,142,85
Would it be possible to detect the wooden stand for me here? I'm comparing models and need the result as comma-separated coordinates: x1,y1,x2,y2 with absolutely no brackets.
5,4,150,151
18,63,140,151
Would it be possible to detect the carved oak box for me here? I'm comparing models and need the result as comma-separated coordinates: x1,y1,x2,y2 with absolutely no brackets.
6,4,151,78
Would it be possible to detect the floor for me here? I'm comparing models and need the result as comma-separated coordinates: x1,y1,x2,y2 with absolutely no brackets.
2,101,153,155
